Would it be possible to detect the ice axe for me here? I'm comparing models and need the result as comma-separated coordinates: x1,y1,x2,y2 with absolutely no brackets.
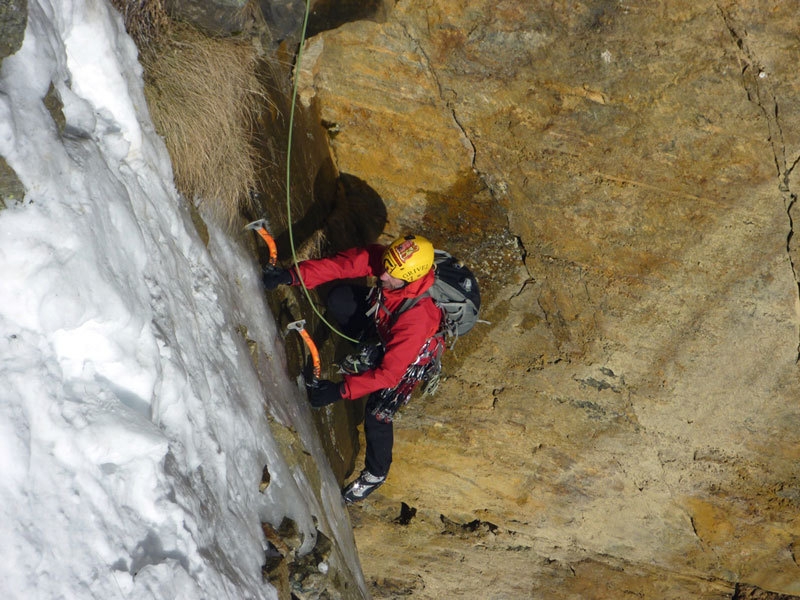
287,319,321,383
245,218,278,267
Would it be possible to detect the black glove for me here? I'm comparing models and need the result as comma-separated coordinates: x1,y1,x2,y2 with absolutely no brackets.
308,379,344,408
262,267,293,290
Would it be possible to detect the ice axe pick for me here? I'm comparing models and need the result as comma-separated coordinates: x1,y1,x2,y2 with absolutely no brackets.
287,319,321,382
244,218,278,266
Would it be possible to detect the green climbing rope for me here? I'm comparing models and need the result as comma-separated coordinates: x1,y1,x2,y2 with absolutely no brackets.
285,0,360,345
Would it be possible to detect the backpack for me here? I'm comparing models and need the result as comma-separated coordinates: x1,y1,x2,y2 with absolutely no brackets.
397,250,481,337
362,251,483,421
426,250,481,338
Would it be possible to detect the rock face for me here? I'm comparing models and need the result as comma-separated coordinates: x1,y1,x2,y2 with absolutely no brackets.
0,0,26,60
163,0,251,35
297,20,475,233
297,0,800,597
0,0,27,209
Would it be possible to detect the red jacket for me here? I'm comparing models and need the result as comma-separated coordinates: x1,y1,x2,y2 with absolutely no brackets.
294,245,442,400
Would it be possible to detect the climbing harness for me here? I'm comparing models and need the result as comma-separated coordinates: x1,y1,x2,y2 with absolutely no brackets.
369,333,446,423
356,286,448,422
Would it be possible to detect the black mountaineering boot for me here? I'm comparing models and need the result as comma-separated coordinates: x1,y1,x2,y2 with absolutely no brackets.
342,471,386,504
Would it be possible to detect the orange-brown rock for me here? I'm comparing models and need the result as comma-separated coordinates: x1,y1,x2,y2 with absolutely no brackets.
297,20,475,236
299,0,800,597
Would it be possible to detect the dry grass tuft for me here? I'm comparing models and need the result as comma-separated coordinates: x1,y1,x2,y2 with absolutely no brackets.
140,23,266,230
111,0,270,230
295,229,328,261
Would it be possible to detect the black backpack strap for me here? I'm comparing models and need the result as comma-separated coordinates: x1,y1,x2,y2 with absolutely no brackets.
370,293,428,325
396,295,423,316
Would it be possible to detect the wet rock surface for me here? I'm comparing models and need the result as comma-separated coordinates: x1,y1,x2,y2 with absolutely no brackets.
298,0,800,597
0,0,27,60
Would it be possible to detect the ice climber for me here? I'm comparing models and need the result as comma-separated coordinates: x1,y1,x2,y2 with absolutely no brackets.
263,234,443,503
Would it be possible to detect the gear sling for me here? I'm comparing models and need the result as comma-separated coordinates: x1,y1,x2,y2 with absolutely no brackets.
362,250,481,422
365,286,446,422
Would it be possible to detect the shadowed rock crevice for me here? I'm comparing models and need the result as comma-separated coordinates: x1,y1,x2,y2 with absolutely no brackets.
305,0,388,38
395,21,478,169
719,6,800,362
786,190,800,362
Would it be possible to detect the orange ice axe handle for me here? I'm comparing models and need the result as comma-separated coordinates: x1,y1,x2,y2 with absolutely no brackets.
287,320,321,380
244,218,278,266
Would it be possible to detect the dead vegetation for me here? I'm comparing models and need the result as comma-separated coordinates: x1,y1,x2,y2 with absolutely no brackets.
141,24,266,228
110,0,271,230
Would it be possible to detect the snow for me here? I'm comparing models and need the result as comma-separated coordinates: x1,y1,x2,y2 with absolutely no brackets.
0,0,365,598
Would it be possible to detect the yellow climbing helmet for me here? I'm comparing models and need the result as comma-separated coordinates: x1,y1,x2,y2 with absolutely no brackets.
382,235,435,282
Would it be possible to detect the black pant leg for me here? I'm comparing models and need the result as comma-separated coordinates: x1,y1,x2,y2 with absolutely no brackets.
363,394,393,477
